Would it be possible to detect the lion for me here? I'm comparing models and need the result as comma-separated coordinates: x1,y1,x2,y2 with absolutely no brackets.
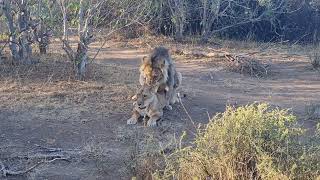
127,84,167,127
139,47,182,109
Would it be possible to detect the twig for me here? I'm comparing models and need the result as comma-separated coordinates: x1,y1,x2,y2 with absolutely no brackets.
0,157,68,177
34,144,81,153
178,93,197,131
292,33,311,46
89,39,107,63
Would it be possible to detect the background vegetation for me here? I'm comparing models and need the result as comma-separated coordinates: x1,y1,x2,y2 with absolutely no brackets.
137,0,320,43
1,0,320,68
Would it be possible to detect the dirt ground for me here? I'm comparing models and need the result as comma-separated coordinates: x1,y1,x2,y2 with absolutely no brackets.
0,38,319,180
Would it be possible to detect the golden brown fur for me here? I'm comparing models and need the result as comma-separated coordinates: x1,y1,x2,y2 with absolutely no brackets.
139,56,154,86
127,85,167,127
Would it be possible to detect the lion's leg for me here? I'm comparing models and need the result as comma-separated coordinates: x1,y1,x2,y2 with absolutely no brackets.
167,85,179,105
164,88,173,110
146,111,162,127
169,88,179,105
142,115,149,126
127,109,141,125
169,71,182,105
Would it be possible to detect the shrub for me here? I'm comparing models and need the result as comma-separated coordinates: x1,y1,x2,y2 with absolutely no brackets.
309,51,320,70
154,103,320,179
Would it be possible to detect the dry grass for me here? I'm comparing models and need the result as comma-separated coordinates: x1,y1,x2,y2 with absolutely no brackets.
152,103,320,179
1,37,320,179
0,53,139,118
129,127,178,180
0,52,140,178
305,104,320,131
309,51,320,70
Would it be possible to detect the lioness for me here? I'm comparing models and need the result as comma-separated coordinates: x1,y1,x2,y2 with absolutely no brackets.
139,47,182,109
127,85,167,127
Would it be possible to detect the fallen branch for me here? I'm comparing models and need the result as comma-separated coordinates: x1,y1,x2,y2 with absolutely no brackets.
172,47,228,58
0,145,82,177
172,47,262,59
0,157,68,177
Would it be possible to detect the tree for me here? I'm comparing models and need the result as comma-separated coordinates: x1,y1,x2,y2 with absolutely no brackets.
199,0,222,41
2,0,33,64
32,0,52,54
167,0,188,41
58,0,150,79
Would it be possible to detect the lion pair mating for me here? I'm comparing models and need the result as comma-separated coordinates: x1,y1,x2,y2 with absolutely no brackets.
127,47,182,127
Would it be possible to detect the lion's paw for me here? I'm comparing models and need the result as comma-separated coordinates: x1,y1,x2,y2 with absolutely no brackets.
127,118,138,125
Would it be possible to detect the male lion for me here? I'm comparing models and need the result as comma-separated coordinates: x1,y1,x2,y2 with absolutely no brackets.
139,47,182,109
127,85,167,127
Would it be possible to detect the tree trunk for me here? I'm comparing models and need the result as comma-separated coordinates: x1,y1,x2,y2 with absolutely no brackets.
200,0,221,43
35,0,49,54
201,20,211,43
170,0,185,41
36,23,50,54
75,42,88,80
17,0,32,64
3,0,33,64
3,0,20,62
201,0,208,36
175,20,184,41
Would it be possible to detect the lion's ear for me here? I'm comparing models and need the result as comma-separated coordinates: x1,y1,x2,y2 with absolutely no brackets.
142,56,151,64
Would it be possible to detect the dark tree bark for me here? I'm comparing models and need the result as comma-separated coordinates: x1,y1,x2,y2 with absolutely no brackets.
168,0,186,41
3,0,19,61
3,0,33,64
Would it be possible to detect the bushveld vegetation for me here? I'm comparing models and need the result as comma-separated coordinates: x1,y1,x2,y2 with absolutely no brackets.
0,0,320,179
1,0,320,59
1,0,319,77
1,0,320,77
152,103,320,179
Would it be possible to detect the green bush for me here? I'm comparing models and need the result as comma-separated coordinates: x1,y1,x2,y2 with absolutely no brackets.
154,103,320,179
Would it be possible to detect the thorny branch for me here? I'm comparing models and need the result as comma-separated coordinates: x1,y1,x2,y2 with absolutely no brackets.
0,144,82,177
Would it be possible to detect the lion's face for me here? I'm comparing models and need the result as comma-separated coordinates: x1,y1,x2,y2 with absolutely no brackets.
141,56,165,86
152,57,166,69
151,68,163,83
135,86,155,109
142,66,163,86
